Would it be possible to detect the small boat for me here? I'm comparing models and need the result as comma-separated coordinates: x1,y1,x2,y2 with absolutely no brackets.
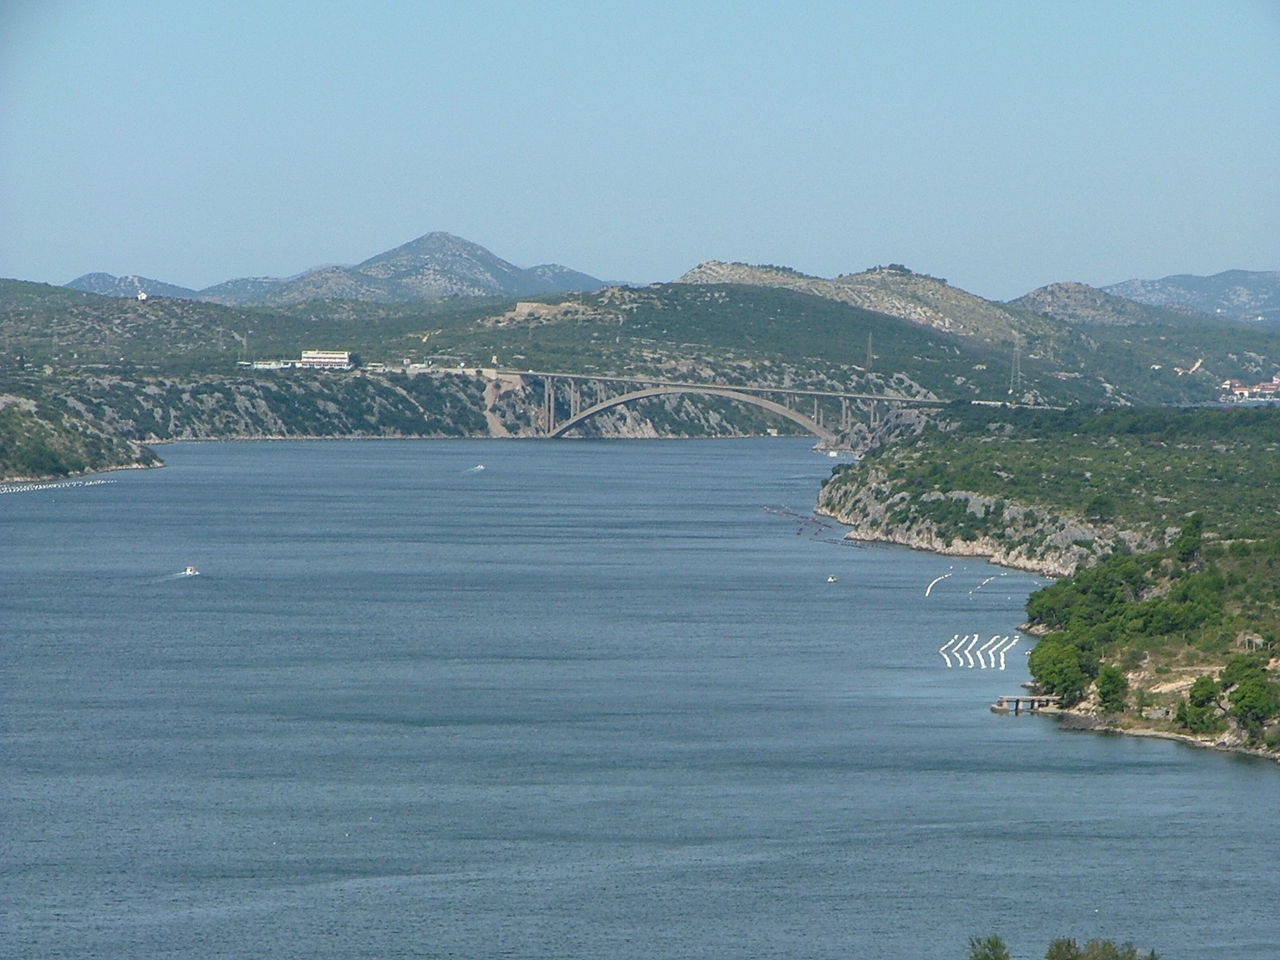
826,575,838,583
181,566,200,577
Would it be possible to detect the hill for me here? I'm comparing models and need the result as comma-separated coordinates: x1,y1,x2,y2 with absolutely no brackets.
8,258,1280,478
66,273,199,300
818,404,1280,756
62,232,609,306
9,271,1280,408
0,276,1114,478
819,404,1280,574
1007,281,1204,326
1103,269,1280,326
0,391,160,479
672,264,1280,404
677,261,1051,347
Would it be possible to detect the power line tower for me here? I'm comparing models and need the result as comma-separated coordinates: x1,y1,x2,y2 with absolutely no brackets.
1008,342,1022,396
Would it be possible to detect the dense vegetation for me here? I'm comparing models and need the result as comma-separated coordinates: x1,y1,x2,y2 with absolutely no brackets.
1025,526,1280,745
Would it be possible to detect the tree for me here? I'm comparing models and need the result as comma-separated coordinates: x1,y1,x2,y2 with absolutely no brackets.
1096,665,1129,713
968,936,1159,960
968,934,1011,960
1230,677,1278,738
1187,674,1221,709
1085,495,1117,522
1029,640,1091,704
1220,653,1267,689
1172,513,1203,564
1078,940,1159,960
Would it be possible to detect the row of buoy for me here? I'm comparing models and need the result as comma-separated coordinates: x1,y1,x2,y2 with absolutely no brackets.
969,573,1009,594
924,570,954,596
939,634,1021,669
0,478,115,495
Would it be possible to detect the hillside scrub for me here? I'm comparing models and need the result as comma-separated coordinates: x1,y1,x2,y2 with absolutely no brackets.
0,396,159,480
820,405,1280,572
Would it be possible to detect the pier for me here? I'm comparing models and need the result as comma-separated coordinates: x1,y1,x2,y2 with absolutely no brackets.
991,693,1060,714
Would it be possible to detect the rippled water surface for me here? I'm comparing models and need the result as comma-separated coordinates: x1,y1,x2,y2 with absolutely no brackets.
3,439,1276,959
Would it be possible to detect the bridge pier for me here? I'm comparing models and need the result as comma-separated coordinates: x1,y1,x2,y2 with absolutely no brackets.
544,376,556,433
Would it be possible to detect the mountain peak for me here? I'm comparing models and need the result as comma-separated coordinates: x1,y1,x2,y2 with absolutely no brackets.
66,233,606,306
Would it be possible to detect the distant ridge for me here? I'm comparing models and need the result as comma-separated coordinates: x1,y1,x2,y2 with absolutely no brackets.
1007,281,1207,326
64,232,608,306
1102,269,1280,325
676,260,1056,346
66,272,199,300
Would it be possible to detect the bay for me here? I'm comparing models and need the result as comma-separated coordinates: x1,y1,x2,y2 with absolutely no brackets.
2,438,1275,959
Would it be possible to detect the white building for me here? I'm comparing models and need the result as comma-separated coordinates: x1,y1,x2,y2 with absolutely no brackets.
298,350,353,370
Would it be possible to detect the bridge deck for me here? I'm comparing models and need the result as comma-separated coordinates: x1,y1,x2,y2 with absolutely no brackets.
495,369,946,405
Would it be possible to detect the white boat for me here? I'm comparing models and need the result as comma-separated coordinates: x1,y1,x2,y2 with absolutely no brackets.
181,566,200,577
826,575,838,583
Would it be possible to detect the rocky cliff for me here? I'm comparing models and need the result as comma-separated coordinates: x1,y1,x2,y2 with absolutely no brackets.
816,459,1162,577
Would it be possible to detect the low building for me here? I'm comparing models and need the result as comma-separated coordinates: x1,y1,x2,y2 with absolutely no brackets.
298,350,352,370
1221,373,1280,401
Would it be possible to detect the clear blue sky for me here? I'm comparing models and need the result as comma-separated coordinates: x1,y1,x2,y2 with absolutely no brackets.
2,0,1277,300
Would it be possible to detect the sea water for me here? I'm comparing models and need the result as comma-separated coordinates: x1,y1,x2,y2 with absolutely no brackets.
2,439,1276,959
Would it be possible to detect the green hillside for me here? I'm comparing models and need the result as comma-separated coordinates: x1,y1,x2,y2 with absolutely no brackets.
0,393,159,479
7,275,1280,407
819,405,1280,755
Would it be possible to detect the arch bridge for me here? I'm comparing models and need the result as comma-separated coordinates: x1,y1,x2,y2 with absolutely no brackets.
496,369,947,448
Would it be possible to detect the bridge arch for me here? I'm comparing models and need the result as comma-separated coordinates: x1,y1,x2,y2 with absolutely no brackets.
548,385,838,444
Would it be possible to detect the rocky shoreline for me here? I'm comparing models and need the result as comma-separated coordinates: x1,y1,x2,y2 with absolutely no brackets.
814,460,1164,578
1047,708,1280,763
815,517,1076,577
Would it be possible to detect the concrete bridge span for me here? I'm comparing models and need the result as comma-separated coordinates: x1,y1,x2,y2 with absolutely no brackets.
547,384,839,445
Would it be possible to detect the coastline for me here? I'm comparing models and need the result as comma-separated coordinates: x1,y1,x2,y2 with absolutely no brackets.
812,508,1280,766
816,517,1070,577
0,457,163,486
1048,709,1280,764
